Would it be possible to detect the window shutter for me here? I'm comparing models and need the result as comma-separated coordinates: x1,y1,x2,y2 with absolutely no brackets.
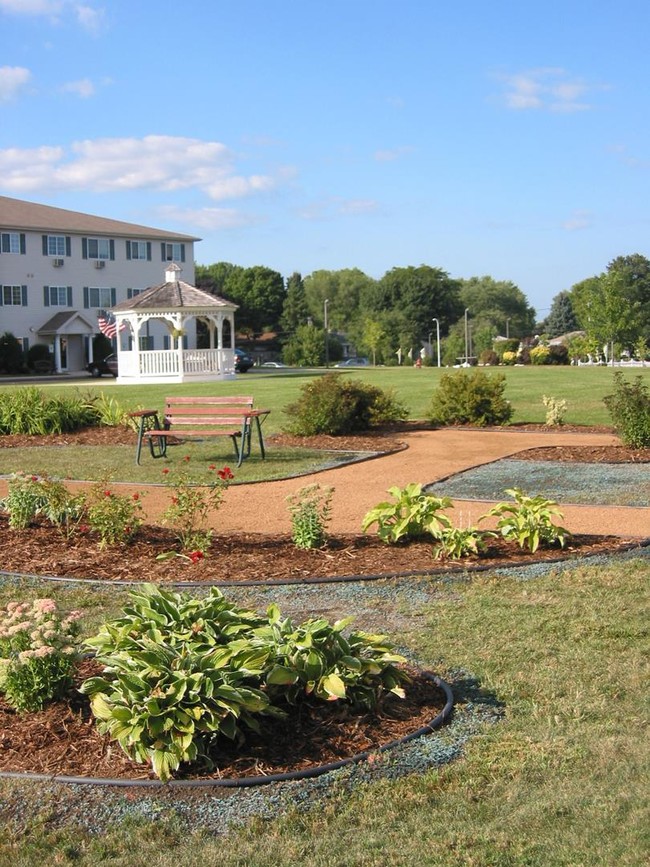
146,242,152,261
109,240,115,260
127,288,133,299
180,244,186,263
161,242,166,261
66,237,71,257
1,234,8,253
110,288,116,306
83,287,89,308
20,234,26,255
126,241,131,260
21,285,27,305
42,236,48,256
43,286,50,307
67,287,73,306
0,291,3,306
82,238,88,259
163,335,170,350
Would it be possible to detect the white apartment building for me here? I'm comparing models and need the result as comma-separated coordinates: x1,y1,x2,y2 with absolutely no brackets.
0,195,200,372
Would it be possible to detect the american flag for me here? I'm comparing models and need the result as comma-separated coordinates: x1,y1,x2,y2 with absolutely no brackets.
97,310,125,338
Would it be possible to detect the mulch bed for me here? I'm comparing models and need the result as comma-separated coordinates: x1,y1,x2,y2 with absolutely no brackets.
0,658,447,782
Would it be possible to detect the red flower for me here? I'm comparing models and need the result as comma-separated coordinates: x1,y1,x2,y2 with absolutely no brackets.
189,550,204,563
79,524,89,534
183,455,191,462
208,464,216,471
31,476,39,482
132,493,140,501
104,490,112,498
217,467,234,481
162,468,170,475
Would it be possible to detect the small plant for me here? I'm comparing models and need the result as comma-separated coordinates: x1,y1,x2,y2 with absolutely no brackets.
94,392,136,429
255,605,409,711
603,372,650,448
501,350,517,365
362,483,453,544
542,395,568,426
432,525,489,560
286,483,334,549
428,369,513,427
161,462,233,554
0,472,46,529
529,345,551,365
0,598,82,712
481,488,570,552
86,480,144,548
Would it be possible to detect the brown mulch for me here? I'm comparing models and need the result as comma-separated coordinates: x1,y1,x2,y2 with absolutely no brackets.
0,658,447,781
0,516,637,584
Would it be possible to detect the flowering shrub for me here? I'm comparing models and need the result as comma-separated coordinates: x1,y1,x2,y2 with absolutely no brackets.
0,598,82,711
1,473,86,538
0,472,46,529
529,345,551,365
161,462,233,554
286,483,334,549
86,481,144,548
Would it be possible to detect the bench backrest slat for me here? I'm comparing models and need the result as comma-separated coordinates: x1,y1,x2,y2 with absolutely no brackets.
162,396,255,431
165,396,253,407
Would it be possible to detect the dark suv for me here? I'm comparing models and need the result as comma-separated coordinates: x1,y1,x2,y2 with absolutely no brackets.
234,348,254,373
87,354,118,377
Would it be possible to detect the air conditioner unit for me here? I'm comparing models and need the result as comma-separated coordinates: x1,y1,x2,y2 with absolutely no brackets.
52,258,64,267
94,260,105,269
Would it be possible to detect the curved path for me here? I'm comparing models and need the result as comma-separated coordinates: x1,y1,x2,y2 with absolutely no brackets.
33,427,646,540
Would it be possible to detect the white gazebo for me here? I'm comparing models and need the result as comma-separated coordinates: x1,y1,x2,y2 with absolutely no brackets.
111,264,239,384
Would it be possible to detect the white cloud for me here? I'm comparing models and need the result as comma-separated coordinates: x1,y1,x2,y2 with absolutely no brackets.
0,135,293,201
495,67,600,113
0,1,106,33
339,199,379,215
562,210,592,231
374,145,414,162
0,66,32,102
298,196,380,221
157,205,263,231
60,77,95,98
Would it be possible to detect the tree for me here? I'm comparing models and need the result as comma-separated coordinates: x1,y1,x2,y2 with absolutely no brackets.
222,266,286,336
543,291,580,337
304,269,376,330
571,272,639,360
279,272,310,336
606,254,650,341
361,319,385,366
282,324,326,367
195,262,241,295
458,276,536,338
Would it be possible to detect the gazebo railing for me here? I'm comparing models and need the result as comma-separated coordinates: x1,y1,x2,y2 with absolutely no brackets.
117,348,235,378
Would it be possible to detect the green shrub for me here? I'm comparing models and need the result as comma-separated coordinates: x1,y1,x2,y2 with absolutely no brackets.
0,332,25,375
160,463,233,554
362,483,453,544
428,369,513,427
432,526,489,560
0,472,85,536
542,395,568,426
479,349,499,366
0,473,46,529
603,373,650,448
26,343,53,370
481,488,570,552
284,373,408,435
81,585,409,781
86,480,144,548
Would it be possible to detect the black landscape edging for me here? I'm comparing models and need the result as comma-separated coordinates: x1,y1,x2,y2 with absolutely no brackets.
0,673,453,789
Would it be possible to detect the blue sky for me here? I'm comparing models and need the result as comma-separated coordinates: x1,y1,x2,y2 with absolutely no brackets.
1,0,648,317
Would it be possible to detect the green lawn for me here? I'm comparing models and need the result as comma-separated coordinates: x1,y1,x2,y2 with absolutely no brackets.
0,556,647,866
2,365,648,431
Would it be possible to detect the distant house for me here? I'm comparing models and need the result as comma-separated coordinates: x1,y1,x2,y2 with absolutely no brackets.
0,195,200,372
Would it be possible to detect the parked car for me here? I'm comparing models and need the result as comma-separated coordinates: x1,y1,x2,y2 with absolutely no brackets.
334,357,370,367
87,354,118,377
234,348,254,373
261,360,288,368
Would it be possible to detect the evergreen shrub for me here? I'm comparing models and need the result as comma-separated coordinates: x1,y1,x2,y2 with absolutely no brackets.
428,369,513,427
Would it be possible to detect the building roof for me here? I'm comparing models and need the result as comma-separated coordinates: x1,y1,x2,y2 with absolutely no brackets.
0,195,200,242
36,311,97,334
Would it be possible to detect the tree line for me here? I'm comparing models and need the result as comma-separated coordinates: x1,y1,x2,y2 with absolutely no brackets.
195,253,649,366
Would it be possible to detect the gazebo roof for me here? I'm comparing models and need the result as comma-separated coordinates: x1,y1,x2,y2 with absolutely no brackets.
112,264,237,312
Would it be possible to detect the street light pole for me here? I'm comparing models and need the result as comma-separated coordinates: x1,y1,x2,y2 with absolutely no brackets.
324,299,329,368
432,318,441,367
464,308,470,365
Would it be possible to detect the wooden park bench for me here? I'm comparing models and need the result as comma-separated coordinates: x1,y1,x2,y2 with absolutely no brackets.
130,396,270,467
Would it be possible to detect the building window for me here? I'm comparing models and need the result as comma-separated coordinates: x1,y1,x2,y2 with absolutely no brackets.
1,233,25,254
127,240,151,261
86,287,114,307
127,288,144,299
87,238,111,259
46,236,66,256
161,242,185,262
45,286,71,306
2,285,26,305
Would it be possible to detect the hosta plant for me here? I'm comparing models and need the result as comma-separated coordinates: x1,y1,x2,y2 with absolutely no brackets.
362,483,453,543
481,488,570,553
252,605,409,711
432,526,489,560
